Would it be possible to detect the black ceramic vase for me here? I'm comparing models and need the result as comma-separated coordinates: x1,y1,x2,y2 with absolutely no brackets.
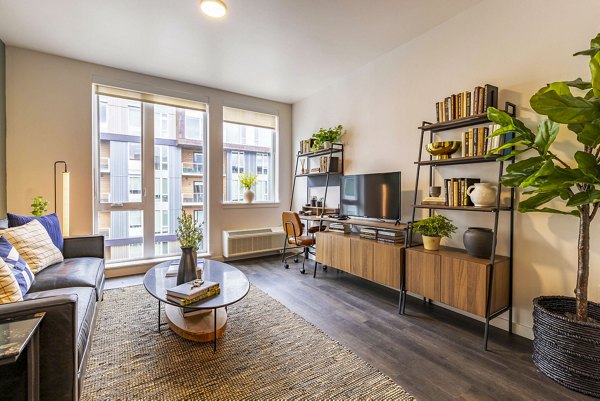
463,227,493,258
177,247,198,285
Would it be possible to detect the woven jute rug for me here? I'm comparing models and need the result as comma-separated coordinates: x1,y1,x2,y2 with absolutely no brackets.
81,284,413,400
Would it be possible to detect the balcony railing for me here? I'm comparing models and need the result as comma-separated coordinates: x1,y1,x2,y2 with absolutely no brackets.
182,162,203,175
182,193,203,205
100,157,110,173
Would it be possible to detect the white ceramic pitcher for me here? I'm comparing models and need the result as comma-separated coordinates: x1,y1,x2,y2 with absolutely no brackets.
466,182,497,207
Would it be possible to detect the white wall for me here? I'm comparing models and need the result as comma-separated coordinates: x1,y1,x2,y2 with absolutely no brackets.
292,0,600,338
5,47,292,258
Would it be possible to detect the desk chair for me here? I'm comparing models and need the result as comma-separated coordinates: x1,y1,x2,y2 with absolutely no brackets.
281,211,322,277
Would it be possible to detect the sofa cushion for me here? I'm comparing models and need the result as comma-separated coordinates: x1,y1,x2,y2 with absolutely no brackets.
0,259,23,304
8,213,64,252
24,286,96,367
0,237,34,296
0,220,63,274
29,257,105,300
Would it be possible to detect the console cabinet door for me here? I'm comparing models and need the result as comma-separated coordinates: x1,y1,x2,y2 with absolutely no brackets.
440,256,487,317
316,232,351,272
373,243,403,289
315,232,332,266
350,238,374,280
405,248,440,300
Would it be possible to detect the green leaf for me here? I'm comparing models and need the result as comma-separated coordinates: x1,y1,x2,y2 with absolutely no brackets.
591,52,600,98
574,36,600,57
487,124,516,138
518,191,560,210
487,107,514,126
534,120,560,156
527,207,580,217
501,172,531,188
520,159,555,188
564,78,592,90
506,156,545,173
574,150,600,181
530,86,600,123
573,121,600,147
566,190,600,207
494,148,526,160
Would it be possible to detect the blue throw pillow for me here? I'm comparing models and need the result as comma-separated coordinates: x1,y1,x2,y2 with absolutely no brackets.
0,236,34,295
7,213,64,252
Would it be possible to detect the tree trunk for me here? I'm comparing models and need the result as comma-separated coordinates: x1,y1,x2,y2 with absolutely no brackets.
575,204,590,321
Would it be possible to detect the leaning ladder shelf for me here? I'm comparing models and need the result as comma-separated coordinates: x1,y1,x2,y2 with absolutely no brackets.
289,143,344,217
402,102,516,351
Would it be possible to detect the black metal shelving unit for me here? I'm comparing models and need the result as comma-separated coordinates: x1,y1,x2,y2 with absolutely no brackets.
401,102,516,351
289,144,344,216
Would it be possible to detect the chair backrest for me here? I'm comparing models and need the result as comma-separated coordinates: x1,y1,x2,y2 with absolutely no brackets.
282,211,302,238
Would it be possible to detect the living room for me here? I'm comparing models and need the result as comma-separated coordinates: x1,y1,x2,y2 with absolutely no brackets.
0,0,599,400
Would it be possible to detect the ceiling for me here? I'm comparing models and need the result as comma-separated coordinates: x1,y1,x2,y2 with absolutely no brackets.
0,0,481,103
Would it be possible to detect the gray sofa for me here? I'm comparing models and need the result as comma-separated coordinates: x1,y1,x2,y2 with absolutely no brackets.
0,235,105,401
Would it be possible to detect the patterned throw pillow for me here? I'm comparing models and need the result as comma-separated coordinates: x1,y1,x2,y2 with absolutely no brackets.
0,236,34,295
0,220,63,274
7,213,64,251
0,258,23,304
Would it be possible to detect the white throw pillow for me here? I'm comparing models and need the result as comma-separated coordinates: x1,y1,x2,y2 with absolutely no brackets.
0,220,63,273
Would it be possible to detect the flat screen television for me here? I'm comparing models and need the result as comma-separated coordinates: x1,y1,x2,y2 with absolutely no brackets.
340,172,401,220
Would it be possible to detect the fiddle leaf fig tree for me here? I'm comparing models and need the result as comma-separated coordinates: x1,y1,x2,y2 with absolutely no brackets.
486,33,600,322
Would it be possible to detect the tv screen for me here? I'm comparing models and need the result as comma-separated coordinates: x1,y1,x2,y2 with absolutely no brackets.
340,172,401,220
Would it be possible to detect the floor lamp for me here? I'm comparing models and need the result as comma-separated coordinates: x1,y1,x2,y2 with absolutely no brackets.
54,161,70,237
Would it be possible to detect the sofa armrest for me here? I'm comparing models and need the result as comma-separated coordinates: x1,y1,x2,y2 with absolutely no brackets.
0,296,79,401
63,235,104,259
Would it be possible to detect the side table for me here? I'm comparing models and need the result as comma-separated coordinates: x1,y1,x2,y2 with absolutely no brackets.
0,312,45,401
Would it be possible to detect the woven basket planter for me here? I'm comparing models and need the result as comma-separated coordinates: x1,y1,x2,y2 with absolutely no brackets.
532,296,600,397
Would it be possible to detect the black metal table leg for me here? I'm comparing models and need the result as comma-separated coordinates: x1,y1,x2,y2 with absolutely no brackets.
158,300,161,333
213,308,217,352
27,328,40,401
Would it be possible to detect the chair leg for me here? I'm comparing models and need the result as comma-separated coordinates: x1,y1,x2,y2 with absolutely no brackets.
281,237,288,263
313,260,317,278
300,247,308,274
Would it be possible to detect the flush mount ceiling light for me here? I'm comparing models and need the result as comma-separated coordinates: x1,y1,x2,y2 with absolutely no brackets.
199,0,227,18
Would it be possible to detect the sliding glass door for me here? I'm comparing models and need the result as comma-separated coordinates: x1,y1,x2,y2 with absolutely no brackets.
94,87,207,263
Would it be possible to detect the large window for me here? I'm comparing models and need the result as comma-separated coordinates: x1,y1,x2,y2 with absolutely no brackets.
223,107,278,202
94,87,207,263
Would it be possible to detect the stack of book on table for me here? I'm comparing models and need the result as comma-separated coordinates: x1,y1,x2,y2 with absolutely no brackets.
166,279,220,306
377,230,405,245
329,222,351,234
359,228,377,240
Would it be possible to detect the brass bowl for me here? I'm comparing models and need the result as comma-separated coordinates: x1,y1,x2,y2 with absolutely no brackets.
426,141,461,159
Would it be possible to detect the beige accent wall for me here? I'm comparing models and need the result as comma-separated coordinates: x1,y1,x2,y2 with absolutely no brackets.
292,0,600,338
5,47,292,257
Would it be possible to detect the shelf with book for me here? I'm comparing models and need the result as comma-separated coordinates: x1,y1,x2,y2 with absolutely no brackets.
294,171,341,178
403,97,516,352
297,144,343,158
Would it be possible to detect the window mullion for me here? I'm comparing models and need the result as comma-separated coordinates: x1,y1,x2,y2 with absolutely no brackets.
142,103,155,259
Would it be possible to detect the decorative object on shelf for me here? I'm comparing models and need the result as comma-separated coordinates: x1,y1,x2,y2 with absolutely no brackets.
176,209,203,285
429,186,441,197
463,227,494,258
300,159,306,174
30,196,48,217
310,196,317,207
466,182,497,207
238,172,257,203
53,161,70,237
425,141,461,160
411,214,457,251
311,125,343,151
486,32,600,397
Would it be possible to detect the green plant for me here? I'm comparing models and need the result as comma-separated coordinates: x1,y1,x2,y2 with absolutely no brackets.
311,124,344,150
412,215,457,238
176,209,203,251
486,33,600,322
238,172,257,190
31,196,48,217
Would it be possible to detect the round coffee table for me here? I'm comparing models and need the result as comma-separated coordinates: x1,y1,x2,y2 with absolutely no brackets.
143,259,250,350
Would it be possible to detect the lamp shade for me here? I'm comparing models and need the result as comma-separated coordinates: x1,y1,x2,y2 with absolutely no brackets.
62,171,70,237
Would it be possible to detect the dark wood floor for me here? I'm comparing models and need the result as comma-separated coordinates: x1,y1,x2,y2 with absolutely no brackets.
107,256,593,401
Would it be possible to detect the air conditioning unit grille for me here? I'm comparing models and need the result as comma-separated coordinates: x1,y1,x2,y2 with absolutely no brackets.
223,227,285,259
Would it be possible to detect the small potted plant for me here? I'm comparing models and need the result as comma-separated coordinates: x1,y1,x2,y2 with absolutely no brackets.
412,214,457,251
239,172,258,203
312,124,344,151
175,209,203,285
31,196,48,216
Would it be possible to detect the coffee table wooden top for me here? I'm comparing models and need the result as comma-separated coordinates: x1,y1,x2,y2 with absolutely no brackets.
144,259,250,309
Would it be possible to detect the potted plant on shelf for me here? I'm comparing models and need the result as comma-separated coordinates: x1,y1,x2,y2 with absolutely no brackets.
312,124,344,151
175,209,203,285
485,32,600,397
239,172,258,203
412,214,457,251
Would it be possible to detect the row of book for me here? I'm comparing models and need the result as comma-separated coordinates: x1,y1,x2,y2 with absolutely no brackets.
359,228,405,244
299,139,315,154
435,84,498,123
444,178,481,207
319,156,340,173
460,124,510,157
166,279,220,306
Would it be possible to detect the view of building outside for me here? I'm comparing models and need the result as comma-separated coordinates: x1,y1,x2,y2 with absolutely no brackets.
223,107,277,202
97,95,206,262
